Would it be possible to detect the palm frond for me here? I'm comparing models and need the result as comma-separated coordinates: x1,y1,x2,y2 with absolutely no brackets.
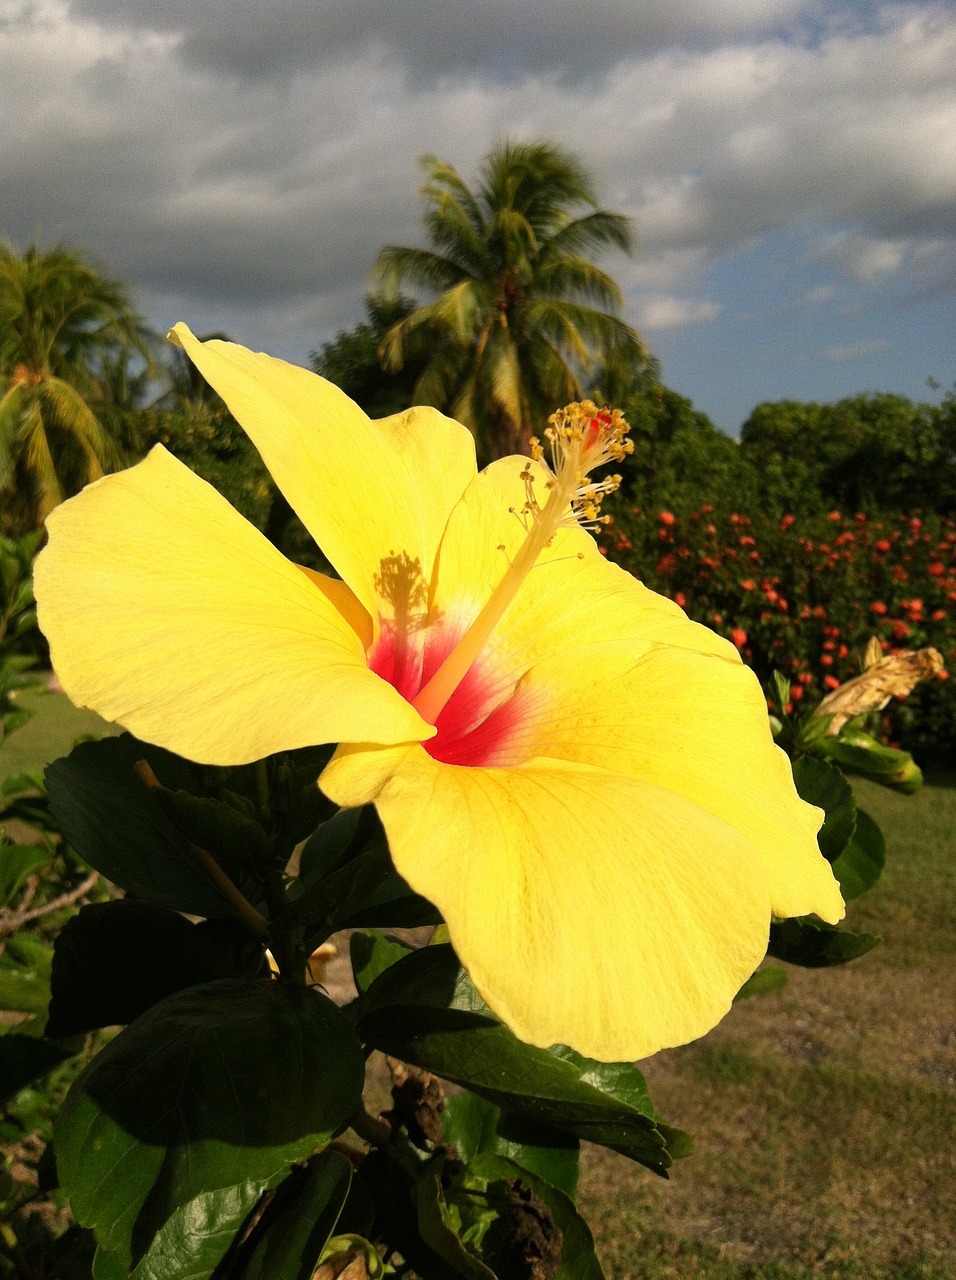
533,257,624,309
378,299,453,372
540,210,635,259
0,380,28,487
19,398,63,520
41,377,116,475
0,239,155,527
414,344,471,413
383,140,651,461
519,300,646,364
373,245,468,298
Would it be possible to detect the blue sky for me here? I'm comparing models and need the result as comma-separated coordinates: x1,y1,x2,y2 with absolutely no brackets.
2,0,953,433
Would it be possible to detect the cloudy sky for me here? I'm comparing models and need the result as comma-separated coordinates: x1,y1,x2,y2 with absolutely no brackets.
3,0,954,432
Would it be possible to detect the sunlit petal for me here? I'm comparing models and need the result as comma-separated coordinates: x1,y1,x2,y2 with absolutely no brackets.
321,744,770,1061
169,326,476,632
508,642,844,923
35,446,431,763
428,455,733,688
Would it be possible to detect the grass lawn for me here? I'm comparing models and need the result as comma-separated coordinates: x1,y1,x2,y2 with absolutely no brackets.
579,775,956,1279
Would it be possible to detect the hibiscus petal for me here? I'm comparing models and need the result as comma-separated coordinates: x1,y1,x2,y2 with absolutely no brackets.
321,743,770,1062
169,325,476,629
512,642,844,924
35,446,430,763
428,456,733,687
422,456,840,924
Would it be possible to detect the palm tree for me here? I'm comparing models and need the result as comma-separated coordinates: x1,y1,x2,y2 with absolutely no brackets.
0,241,151,529
374,140,650,458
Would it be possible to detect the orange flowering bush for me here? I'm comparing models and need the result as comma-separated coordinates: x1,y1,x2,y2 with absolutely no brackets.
601,504,955,760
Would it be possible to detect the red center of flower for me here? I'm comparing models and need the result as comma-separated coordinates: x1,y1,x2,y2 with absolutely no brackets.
368,620,535,768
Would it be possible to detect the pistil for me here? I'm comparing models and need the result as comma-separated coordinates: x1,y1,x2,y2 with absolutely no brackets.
412,401,631,726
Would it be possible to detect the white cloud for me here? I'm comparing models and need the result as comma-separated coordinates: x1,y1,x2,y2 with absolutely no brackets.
0,0,953,362
637,296,722,330
794,283,838,306
812,232,909,281
825,338,892,363
61,0,814,82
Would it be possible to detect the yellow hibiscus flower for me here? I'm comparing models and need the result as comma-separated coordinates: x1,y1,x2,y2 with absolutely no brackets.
34,324,843,1062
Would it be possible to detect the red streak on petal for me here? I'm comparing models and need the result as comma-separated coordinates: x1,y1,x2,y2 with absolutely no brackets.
368,618,534,767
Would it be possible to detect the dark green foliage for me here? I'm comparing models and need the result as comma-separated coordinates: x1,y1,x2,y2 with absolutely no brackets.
148,401,276,531
739,390,956,515
55,980,365,1273
357,943,691,1177
46,900,245,1035
442,1092,580,1199
232,1150,353,1280
602,383,760,516
767,918,881,968
593,384,956,523
45,735,257,919
0,529,44,733
791,755,857,863
311,294,426,418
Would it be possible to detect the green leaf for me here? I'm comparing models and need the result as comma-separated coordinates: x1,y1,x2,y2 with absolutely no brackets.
4,931,53,974
93,1182,277,1280
47,900,243,1036
235,1149,353,1280
791,755,856,861
298,806,373,886
771,670,791,714
262,746,337,847
0,1034,71,1103
156,789,270,872
0,842,49,906
813,731,923,793
92,1247,129,1280
336,874,441,932
830,806,886,901
55,978,365,1272
442,1092,580,1198
424,1153,605,1280
350,929,414,996
0,960,50,1014
733,965,788,1002
2,768,45,795
416,1166,498,1280
279,812,440,940
131,1182,271,1280
45,735,238,918
768,918,880,967
359,945,688,1176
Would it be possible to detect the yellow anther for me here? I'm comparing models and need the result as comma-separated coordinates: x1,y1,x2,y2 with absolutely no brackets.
539,401,632,530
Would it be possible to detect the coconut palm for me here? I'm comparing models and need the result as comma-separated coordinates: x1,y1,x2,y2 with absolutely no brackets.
0,241,151,529
374,140,650,458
